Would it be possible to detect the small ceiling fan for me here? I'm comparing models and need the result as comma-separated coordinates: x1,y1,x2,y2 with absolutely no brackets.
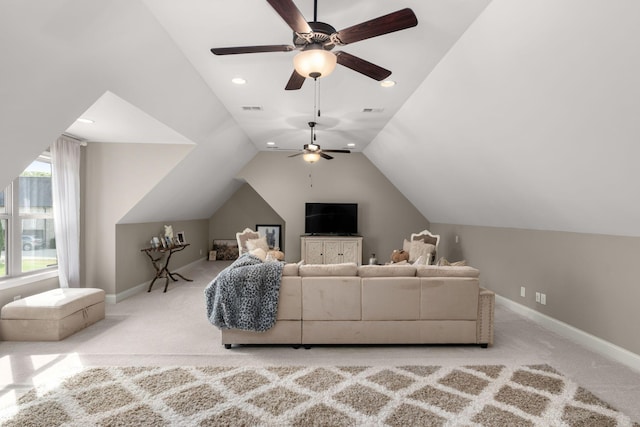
288,121,350,162
210,0,418,90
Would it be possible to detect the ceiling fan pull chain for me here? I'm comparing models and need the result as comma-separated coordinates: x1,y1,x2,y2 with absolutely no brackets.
313,77,319,119
317,78,321,117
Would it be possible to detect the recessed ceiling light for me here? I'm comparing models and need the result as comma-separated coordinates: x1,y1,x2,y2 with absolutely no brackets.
347,143,356,147
232,77,247,85
76,118,94,124
266,141,276,146
380,80,396,88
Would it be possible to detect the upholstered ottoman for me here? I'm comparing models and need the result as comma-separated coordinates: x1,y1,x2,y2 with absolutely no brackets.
0,288,105,341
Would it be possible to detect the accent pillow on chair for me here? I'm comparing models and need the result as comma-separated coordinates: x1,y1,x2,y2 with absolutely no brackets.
409,240,435,264
246,236,269,253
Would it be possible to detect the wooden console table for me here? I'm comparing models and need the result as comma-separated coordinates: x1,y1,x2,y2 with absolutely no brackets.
141,244,193,292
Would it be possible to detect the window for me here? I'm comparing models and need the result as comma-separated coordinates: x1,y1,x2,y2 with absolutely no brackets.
0,152,57,279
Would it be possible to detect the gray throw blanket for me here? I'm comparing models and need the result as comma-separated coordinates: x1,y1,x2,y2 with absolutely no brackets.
205,254,284,332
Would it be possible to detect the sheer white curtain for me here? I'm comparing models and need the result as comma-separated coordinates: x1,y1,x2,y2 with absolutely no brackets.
51,135,82,288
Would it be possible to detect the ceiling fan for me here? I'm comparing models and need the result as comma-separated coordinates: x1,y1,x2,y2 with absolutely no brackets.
288,121,350,162
210,0,418,90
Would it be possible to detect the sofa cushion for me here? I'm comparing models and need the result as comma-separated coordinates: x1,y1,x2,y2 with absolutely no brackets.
415,265,480,278
299,263,357,277
282,263,299,276
361,278,420,320
277,277,302,320
302,277,361,320
420,277,479,320
357,265,416,277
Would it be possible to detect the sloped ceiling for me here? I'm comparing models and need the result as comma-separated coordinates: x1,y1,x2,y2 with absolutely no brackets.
3,1,640,236
366,0,640,236
141,0,491,153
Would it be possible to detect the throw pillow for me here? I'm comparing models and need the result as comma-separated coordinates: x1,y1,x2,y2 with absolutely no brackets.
267,250,285,261
403,239,411,253
249,247,266,261
246,236,269,253
412,255,426,266
436,257,467,266
409,240,435,263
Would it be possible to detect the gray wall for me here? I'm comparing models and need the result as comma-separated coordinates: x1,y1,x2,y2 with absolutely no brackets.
115,220,209,297
432,223,640,356
209,183,284,251
236,151,430,263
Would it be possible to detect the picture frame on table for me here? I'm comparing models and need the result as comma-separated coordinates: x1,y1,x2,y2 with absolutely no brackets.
176,231,186,245
256,224,281,250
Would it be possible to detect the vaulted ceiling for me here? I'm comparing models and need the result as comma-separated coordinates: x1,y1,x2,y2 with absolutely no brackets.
3,0,640,236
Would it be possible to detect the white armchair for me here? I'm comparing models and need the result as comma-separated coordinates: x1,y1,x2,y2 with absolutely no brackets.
407,229,440,265
235,228,260,256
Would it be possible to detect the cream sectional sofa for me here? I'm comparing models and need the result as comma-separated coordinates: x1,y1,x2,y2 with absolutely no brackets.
221,262,495,349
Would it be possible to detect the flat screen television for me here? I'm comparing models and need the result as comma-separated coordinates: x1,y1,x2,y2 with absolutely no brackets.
305,202,358,235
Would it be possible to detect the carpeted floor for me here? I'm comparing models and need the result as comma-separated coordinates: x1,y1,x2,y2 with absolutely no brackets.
2,364,637,426
1,260,640,424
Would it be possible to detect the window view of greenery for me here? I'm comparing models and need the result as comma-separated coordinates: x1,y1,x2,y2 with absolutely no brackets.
20,159,57,273
0,155,57,279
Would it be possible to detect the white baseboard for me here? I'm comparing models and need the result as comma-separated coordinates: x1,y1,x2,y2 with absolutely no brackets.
496,294,640,373
105,257,206,304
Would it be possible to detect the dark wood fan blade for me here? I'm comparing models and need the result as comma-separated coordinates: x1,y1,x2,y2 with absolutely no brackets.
211,45,294,55
334,8,418,45
320,152,334,160
267,0,312,34
323,149,351,154
285,70,306,90
335,51,391,81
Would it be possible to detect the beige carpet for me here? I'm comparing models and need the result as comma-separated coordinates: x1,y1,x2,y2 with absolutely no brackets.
2,364,637,427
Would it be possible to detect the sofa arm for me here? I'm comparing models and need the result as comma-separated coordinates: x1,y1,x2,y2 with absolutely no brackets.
477,287,495,347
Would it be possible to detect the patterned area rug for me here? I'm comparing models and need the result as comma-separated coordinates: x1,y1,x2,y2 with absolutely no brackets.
2,364,637,426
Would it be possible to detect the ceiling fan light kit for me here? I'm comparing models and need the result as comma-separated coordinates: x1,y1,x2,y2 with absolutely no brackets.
302,152,321,163
293,45,336,79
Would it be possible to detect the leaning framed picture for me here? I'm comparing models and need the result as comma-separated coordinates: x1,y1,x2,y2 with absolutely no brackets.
176,231,186,245
256,224,281,250
212,239,239,260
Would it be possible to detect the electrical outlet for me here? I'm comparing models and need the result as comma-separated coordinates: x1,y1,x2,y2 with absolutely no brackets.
540,293,547,305
13,295,21,301
520,286,526,298
535,292,541,303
